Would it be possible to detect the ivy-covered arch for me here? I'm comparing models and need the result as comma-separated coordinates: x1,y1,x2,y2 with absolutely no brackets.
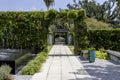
45,9,87,54
0,9,87,54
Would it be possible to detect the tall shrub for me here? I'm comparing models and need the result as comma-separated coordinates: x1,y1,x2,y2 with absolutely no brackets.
88,30,120,51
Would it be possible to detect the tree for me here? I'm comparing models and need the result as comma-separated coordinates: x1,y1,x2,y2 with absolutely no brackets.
67,0,120,27
85,18,112,30
43,0,54,10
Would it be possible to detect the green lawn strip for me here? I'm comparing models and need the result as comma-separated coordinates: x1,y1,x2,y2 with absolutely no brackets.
47,45,53,52
68,45,74,54
21,45,53,75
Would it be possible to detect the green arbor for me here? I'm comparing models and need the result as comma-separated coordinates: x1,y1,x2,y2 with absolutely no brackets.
46,9,87,54
0,9,86,54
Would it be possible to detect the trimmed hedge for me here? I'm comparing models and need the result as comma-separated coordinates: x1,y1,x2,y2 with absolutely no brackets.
0,11,48,52
88,30,120,51
21,52,48,75
74,20,88,54
0,9,86,54
21,45,52,75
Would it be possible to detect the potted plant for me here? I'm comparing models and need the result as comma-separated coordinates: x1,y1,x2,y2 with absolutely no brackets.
88,47,96,63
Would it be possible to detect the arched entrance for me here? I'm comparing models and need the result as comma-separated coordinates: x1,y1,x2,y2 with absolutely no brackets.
46,9,87,54
53,29,68,44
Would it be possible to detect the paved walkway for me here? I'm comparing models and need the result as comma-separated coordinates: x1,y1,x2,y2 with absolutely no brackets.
31,45,92,80
79,57,120,80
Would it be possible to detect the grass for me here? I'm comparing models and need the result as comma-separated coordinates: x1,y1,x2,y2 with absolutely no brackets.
47,45,53,52
68,45,74,54
21,45,53,75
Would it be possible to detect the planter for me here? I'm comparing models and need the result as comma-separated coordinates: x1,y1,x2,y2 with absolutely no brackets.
88,50,96,63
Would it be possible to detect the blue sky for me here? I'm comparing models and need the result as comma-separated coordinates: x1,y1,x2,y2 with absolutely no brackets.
0,0,105,11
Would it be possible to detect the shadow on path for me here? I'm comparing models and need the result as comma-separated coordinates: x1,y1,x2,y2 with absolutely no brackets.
78,56,120,80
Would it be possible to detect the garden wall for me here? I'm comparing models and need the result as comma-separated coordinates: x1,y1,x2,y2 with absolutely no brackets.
0,9,87,54
0,11,48,52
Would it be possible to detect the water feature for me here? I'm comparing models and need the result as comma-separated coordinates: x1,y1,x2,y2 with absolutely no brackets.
0,49,31,74
0,49,28,60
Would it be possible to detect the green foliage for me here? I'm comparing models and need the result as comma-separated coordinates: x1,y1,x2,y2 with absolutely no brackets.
0,65,13,80
58,10,68,18
85,49,109,60
15,53,32,67
88,30,120,51
67,10,78,18
71,10,86,54
0,10,86,55
85,18,112,30
44,9,86,20
22,52,47,75
68,45,74,54
0,11,48,51
22,46,52,75
47,45,53,52
96,50,110,60
117,0,120,3
67,0,120,27
67,9,86,19
45,9,58,19
22,60,42,75
74,20,88,53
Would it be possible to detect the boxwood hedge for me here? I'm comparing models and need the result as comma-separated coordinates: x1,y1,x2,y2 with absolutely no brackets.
88,29,120,51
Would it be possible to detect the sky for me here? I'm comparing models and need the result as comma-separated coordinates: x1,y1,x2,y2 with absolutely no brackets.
0,0,106,11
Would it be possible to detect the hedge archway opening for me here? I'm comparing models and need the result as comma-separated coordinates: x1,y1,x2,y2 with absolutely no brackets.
0,9,87,54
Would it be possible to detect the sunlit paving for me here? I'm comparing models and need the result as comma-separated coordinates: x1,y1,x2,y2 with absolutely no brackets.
0,0,120,80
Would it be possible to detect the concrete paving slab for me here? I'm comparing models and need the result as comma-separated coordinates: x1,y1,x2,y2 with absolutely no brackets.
31,45,92,80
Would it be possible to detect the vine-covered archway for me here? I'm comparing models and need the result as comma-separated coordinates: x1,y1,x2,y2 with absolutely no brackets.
0,9,87,54
46,9,88,54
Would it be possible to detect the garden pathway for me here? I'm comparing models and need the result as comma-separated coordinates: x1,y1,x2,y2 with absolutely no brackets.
31,44,92,80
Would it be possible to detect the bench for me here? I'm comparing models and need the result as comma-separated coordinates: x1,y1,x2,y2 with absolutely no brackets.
105,50,120,63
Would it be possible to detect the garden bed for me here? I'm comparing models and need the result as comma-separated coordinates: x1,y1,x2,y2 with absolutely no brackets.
21,45,52,75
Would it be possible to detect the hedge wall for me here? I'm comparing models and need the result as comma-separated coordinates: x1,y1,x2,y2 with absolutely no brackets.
0,11,49,52
0,9,87,54
74,20,88,53
88,30,120,51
